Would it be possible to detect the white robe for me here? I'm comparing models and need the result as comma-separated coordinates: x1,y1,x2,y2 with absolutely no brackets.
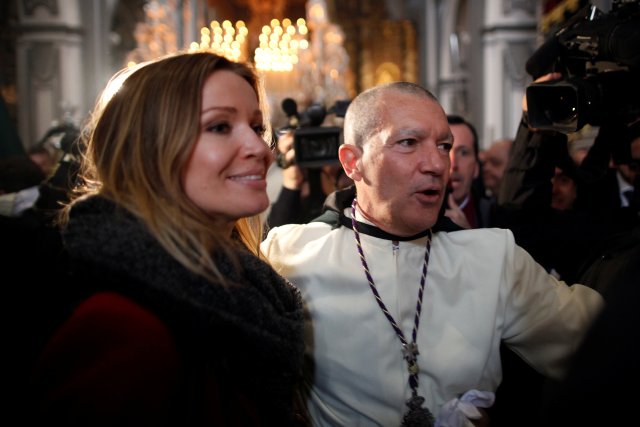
261,211,604,427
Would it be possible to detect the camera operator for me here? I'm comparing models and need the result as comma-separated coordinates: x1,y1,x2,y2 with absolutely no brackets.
497,0,640,285
494,72,640,426
267,130,352,227
498,70,639,282
266,101,353,228
494,2,640,421
514,99,640,427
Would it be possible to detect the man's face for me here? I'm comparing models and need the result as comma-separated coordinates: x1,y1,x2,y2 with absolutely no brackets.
343,92,453,236
551,167,577,211
448,123,479,204
618,137,640,186
482,140,511,196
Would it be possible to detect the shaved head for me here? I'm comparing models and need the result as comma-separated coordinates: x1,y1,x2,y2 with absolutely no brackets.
344,82,439,148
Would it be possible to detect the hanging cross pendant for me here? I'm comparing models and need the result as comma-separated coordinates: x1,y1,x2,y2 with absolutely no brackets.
402,342,419,363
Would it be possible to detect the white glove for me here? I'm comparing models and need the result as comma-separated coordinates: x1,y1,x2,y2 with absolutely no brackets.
435,389,495,427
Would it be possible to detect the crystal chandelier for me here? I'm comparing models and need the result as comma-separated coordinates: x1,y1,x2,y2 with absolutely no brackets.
254,18,309,72
189,19,249,63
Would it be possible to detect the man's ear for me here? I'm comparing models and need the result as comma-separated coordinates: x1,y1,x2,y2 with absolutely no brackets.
339,144,362,181
473,160,480,179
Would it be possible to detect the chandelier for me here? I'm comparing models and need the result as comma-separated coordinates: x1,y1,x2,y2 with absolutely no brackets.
254,18,309,72
189,19,249,63
189,17,310,73
125,0,350,127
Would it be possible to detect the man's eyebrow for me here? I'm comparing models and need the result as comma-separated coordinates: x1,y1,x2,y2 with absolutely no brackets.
394,127,427,139
440,133,454,143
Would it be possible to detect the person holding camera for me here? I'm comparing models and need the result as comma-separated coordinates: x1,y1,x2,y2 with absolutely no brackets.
267,129,352,227
496,3,640,415
498,68,639,288
261,81,604,427
499,70,640,425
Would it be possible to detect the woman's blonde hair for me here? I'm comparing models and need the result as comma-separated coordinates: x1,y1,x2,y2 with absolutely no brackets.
62,52,272,283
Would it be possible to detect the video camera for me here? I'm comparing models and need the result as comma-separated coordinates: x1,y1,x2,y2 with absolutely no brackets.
278,98,350,168
525,0,640,133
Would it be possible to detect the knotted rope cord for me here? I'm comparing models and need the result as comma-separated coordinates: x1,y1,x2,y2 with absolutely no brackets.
350,198,432,394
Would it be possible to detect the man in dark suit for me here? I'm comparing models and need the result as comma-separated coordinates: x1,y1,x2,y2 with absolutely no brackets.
445,115,493,229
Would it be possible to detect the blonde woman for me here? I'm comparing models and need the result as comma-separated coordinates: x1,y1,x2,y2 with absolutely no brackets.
31,52,307,426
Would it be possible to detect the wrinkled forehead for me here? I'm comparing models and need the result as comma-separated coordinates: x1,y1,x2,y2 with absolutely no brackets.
379,89,443,113
376,92,448,133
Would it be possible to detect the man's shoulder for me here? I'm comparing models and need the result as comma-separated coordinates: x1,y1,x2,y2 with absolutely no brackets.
310,209,341,227
435,227,516,250
448,226,514,239
262,221,337,252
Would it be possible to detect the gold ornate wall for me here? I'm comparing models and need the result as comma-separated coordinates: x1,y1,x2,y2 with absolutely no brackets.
327,0,417,94
206,0,418,97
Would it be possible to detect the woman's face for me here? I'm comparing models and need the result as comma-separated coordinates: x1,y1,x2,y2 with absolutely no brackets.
182,70,272,227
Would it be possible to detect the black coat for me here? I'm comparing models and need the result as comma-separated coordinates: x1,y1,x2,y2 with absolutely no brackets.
27,196,307,426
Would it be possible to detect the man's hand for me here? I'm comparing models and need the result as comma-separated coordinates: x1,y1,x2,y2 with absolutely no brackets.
445,193,471,229
277,131,304,190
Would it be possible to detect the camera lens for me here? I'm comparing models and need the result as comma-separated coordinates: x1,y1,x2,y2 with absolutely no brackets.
527,84,580,132
543,87,578,125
